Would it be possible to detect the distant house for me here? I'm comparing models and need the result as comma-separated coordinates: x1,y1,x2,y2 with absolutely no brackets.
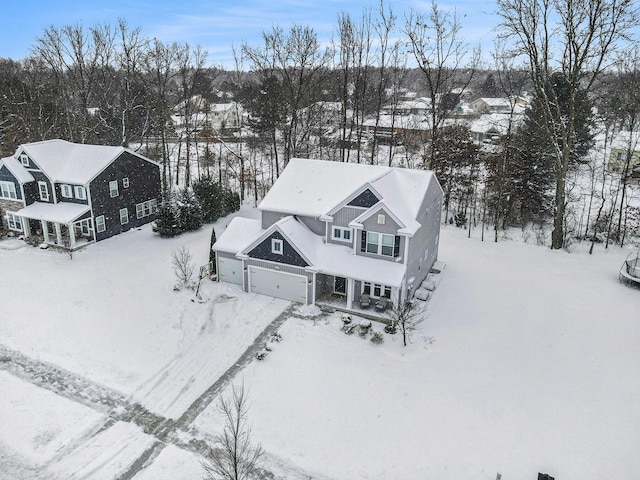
608,131,640,174
0,139,160,249
471,97,527,115
171,95,243,134
213,158,443,313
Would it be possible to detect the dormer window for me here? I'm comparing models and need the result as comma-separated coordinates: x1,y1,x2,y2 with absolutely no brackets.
19,153,29,166
332,226,352,242
271,238,283,255
75,185,86,200
61,184,73,198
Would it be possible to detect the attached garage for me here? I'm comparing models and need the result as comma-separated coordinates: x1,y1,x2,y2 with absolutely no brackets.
248,266,307,303
218,256,243,285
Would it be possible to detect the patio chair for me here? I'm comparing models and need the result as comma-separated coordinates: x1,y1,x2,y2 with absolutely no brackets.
375,298,391,312
359,293,371,309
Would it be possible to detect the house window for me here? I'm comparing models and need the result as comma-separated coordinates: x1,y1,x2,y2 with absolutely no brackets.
75,185,87,200
377,214,386,224
109,180,119,197
38,181,50,201
19,153,29,166
332,226,352,242
76,219,92,236
271,238,283,255
6,212,22,231
362,282,391,299
61,184,73,198
120,208,129,225
95,215,106,233
365,231,395,256
0,181,17,199
123,177,130,188
136,199,157,219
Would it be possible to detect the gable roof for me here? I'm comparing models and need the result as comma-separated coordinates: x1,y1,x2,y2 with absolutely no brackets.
1,156,35,183
260,158,440,235
17,139,157,185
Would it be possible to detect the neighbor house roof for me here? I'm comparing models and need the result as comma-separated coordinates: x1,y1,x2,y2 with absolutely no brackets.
18,139,154,185
0,156,35,183
258,158,440,236
16,202,90,224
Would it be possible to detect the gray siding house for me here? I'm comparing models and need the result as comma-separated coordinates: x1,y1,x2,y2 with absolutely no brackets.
213,158,443,311
0,139,160,249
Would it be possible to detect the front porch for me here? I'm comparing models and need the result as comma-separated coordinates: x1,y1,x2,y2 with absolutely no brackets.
16,202,95,250
316,293,393,324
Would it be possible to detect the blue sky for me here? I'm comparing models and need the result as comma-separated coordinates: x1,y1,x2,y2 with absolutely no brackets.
0,0,498,67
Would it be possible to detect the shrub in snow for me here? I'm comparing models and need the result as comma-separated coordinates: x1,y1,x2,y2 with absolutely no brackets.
384,324,397,335
192,176,241,222
358,321,372,338
175,187,203,232
341,314,352,324
370,331,384,344
269,332,282,343
341,323,357,335
154,201,180,238
256,351,268,361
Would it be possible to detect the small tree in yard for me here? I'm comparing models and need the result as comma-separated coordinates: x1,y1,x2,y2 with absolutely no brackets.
172,246,195,289
388,300,423,347
202,384,263,480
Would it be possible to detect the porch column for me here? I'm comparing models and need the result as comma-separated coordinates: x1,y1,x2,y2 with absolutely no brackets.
41,221,50,243
68,222,76,249
54,223,62,245
21,216,30,237
346,278,354,310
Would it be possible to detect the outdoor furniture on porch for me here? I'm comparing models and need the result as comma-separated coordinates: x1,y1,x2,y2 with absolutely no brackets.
359,294,371,309
375,298,391,312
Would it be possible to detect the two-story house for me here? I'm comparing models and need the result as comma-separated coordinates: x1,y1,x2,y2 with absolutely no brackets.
213,158,443,312
0,139,160,249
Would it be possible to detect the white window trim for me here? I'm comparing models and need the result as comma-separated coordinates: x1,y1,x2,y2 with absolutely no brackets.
61,184,73,198
38,181,49,201
366,231,395,256
119,208,129,225
362,282,392,299
74,185,86,200
19,153,29,166
271,238,283,255
331,226,352,242
6,212,22,231
0,181,17,200
123,177,130,188
377,214,386,224
95,215,106,233
109,180,119,198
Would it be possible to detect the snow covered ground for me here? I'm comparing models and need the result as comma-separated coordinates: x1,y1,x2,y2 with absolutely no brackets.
1,212,639,479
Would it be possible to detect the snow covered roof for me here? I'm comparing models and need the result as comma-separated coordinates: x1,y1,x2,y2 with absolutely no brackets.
468,113,524,135
259,158,439,235
18,140,145,185
16,202,90,224
0,156,35,183
222,215,407,287
212,217,263,254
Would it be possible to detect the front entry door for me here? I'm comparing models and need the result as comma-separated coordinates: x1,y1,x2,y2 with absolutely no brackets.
334,276,346,295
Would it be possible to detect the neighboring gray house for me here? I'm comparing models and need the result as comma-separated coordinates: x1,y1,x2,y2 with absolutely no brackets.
213,158,443,312
0,139,160,249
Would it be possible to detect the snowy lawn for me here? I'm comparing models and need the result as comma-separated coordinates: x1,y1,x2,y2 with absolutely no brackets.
195,226,640,480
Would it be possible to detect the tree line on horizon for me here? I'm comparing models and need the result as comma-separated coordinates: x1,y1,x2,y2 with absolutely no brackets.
0,0,638,250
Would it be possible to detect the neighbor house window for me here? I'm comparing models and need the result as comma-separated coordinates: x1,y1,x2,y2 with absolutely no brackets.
19,153,29,166
365,231,395,256
61,184,73,198
123,177,130,188
74,185,86,200
38,181,50,201
136,199,157,219
109,180,119,197
119,208,129,225
6,212,22,231
332,226,352,242
362,282,391,299
271,238,283,255
0,181,17,199
95,215,106,233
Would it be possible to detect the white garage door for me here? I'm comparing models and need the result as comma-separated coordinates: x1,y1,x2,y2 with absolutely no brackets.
249,266,307,303
218,257,243,285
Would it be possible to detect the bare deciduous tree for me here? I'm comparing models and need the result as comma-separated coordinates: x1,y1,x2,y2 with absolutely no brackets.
202,384,263,480
172,246,195,289
495,0,639,249
388,300,424,347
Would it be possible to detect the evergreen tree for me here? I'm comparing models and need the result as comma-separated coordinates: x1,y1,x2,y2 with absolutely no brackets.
154,200,180,238
176,187,203,232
